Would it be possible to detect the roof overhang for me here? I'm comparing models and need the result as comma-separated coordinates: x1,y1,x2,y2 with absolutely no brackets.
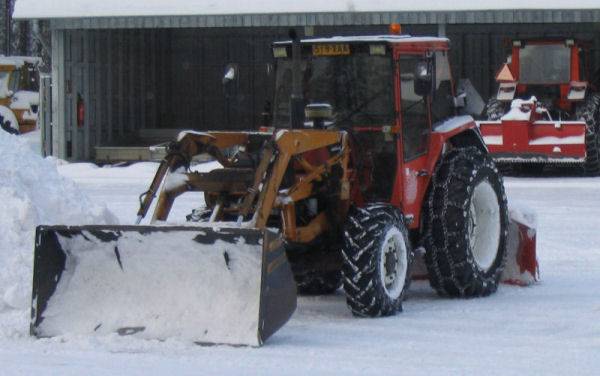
13,0,600,28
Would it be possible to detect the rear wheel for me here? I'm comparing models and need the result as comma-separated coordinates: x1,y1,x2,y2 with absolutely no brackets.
0,107,19,135
341,204,413,317
423,147,508,297
576,93,600,176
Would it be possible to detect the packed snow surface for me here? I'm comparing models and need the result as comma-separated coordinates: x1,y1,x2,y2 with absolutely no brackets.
0,131,116,336
13,0,600,19
1,134,600,373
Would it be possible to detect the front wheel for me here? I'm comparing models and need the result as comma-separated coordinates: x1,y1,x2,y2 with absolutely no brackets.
341,204,413,317
423,147,508,297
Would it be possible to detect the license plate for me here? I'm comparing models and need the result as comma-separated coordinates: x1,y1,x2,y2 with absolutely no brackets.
312,44,350,56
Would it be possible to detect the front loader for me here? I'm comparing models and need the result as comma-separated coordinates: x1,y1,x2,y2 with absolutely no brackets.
31,31,537,347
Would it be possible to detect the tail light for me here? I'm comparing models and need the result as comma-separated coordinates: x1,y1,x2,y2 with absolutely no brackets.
77,95,85,128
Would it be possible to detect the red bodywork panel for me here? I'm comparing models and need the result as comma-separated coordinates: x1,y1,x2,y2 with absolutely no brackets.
478,101,586,162
394,120,477,230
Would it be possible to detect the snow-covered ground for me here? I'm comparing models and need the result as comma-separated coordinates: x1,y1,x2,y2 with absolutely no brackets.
1,135,599,374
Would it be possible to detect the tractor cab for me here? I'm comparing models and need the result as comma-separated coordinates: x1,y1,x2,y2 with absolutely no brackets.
270,35,467,214
271,35,457,131
494,39,591,116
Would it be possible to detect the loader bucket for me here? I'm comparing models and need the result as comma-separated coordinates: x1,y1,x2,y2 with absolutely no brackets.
30,225,296,347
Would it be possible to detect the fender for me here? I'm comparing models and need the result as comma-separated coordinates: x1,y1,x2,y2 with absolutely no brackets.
432,115,488,154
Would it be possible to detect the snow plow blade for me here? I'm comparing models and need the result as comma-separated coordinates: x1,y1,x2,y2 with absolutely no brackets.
501,216,538,286
30,225,297,347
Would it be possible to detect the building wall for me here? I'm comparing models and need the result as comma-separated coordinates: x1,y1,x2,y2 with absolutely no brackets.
53,23,600,160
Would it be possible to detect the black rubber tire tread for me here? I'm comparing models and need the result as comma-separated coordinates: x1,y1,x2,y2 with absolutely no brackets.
484,98,507,121
423,146,508,298
294,270,342,295
575,93,600,176
341,204,413,317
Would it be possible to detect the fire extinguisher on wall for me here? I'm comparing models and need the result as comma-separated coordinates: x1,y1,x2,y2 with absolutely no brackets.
77,94,85,128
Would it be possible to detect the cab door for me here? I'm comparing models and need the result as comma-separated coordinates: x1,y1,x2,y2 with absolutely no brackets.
394,54,433,229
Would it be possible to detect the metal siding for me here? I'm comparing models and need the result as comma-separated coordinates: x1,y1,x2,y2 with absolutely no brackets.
56,24,600,160
46,10,600,30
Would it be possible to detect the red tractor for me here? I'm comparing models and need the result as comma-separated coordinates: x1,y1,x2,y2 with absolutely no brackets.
478,39,600,174
31,32,536,346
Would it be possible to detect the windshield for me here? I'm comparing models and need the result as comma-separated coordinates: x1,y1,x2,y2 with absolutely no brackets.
519,44,571,84
273,53,394,127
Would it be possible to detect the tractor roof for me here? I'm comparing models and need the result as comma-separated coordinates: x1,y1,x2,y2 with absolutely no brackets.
0,56,42,68
275,34,449,47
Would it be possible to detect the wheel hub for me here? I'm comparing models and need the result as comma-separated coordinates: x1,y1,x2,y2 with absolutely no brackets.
379,228,408,299
468,180,501,272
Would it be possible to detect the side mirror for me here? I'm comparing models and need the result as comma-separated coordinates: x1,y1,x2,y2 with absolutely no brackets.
414,60,433,97
453,92,467,108
222,63,239,98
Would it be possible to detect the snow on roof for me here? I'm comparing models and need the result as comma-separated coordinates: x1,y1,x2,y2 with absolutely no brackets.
0,56,42,68
300,35,449,44
13,0,600,19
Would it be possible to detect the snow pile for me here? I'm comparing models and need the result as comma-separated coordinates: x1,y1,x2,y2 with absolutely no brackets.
501,97,537,121
0,131,116,333
508,202,537,230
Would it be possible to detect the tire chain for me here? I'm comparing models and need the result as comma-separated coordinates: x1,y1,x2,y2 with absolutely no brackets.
424,147,508,297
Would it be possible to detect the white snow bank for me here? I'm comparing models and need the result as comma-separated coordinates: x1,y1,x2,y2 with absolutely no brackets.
13,0,600,19
0,131,116,334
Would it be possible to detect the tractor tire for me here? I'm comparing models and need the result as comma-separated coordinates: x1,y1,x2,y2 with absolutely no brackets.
484,98,507,121
576,93,600,176
341,204,413,317
0,106,19,135
423,146,508,297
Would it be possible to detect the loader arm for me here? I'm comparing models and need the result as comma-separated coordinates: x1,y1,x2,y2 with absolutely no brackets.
146,129,350,240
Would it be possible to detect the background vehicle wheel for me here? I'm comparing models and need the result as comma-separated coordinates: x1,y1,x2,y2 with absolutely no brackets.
484,98,507,121
0,108,19,135
576,93,600,176
423,147,508,297
342,204,413,317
